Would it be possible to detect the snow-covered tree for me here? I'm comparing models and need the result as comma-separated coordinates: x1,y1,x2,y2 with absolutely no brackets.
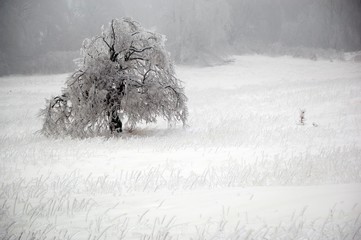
40,18,188,138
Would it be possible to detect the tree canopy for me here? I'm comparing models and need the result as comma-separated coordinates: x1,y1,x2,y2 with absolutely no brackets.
41,18,188,138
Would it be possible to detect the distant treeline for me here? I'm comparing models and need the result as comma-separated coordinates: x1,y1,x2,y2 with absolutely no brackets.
1,0,360,75
229,0,361,50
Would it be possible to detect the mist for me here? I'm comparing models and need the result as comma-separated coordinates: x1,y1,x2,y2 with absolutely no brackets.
0,0,361,76
1,1,361,238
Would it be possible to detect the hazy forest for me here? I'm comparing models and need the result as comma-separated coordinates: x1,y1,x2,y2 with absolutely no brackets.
1,0,361,76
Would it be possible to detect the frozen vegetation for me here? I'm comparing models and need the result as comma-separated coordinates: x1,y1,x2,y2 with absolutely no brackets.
41,18,187,138
0,55,361,239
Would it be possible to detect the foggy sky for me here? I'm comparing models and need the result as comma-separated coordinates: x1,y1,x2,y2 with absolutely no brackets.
0,0,360,75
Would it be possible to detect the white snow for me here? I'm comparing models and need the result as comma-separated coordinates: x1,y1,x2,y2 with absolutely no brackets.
0,55,361,239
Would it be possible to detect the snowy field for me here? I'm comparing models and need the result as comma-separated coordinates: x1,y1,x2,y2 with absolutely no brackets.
0,55,361,239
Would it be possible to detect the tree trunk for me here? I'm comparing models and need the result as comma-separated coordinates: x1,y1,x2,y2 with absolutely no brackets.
110,111,122,133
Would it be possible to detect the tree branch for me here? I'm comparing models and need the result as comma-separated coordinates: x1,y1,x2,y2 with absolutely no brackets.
128,57,146,62
125,46,152,61
142,69,154,84
102,38,111,49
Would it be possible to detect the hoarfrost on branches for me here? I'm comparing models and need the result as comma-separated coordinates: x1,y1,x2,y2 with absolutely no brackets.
40,18,188,138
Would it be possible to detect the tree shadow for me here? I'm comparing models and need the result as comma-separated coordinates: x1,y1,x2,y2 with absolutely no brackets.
119,126,185,140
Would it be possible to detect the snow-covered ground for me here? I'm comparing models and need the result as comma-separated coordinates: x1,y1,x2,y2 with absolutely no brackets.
0,55,361,239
